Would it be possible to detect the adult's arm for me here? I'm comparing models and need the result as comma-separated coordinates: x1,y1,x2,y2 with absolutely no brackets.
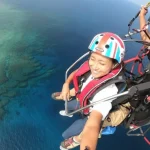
139,6,150,41
80,110,102,150
80,84,118,150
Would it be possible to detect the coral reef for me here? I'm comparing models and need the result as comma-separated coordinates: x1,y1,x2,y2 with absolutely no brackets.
0,2,57,120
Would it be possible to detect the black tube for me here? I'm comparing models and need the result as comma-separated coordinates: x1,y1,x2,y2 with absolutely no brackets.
128,11,140,27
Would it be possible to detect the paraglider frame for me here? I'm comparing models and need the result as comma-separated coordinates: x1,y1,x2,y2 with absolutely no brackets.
64,2,150,146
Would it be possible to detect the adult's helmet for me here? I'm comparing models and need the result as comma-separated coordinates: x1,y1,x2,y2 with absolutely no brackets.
88,32,125,63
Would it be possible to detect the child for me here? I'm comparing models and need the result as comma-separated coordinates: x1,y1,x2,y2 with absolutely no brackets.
52,32,130,150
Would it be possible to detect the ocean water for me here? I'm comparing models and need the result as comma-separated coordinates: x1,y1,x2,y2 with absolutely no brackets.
0,0,149,150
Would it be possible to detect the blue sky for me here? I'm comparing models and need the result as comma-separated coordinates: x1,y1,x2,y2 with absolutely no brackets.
129,0,150,6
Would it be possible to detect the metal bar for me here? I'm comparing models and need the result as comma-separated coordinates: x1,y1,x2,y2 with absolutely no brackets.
127,127,143,136
65,52,90,114
65,52,90,81
144,126,150,135
66,91,129,116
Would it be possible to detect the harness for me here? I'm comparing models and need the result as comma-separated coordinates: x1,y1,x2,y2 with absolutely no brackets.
73,61,125,115
124,71,150,127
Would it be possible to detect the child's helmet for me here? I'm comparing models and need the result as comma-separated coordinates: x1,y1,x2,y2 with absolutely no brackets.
88,32,125,63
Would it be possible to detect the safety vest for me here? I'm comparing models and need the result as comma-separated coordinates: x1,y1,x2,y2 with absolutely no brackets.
73,61,123,115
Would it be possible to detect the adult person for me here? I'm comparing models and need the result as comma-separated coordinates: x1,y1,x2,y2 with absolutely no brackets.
139,6,150,41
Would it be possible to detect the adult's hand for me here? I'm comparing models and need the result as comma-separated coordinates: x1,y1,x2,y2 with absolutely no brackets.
139,6,148,17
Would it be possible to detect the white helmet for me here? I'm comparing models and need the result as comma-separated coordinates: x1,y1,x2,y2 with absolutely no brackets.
88,32,125,63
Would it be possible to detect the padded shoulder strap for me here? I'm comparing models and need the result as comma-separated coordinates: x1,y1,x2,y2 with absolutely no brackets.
90,75,127,101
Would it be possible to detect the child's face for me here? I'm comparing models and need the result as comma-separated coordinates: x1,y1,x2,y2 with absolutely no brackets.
89,52,114,78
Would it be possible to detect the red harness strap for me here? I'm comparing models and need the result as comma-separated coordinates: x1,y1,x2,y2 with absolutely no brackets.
73,61,122,114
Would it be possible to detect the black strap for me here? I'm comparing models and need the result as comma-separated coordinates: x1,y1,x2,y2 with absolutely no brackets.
112,81,150,107
124,68,136,77
77,71,91,94
125,102,149,128
112,95,131,106
125,111,135,128
89,75,127,101
144,30,150,40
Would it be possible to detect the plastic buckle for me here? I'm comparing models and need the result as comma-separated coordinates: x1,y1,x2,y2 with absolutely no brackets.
132,93,139,101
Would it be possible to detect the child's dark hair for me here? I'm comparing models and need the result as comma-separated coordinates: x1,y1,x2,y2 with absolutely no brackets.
112,59,118,65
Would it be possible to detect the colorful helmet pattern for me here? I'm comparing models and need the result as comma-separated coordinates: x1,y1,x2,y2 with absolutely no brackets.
88,32,125,63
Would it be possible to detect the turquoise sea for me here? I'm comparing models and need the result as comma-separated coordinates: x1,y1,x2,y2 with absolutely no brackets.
0,0,149,149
